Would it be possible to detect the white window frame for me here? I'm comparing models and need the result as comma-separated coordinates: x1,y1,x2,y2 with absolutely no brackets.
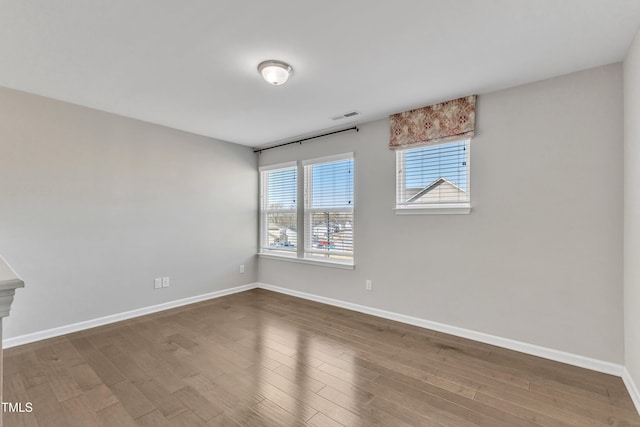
258,153,355,269
395,139,471,215
259,161,298,257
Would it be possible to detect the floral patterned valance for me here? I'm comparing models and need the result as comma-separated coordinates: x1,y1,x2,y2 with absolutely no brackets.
389,95,476,150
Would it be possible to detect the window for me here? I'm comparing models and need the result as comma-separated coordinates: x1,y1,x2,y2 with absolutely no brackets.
396,139,470,214
260,162,298,256
304,154,354,263
259,153,354,267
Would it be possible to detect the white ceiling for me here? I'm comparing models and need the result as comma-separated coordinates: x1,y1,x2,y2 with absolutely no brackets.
1,1,640,148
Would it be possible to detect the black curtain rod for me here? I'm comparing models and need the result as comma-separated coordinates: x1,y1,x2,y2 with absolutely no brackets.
253,126,359,153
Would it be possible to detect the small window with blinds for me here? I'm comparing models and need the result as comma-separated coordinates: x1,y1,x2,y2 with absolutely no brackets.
303,153,354,264
396,139,470,214
260,163,298,255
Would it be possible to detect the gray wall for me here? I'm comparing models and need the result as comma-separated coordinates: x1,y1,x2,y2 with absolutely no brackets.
624,30,640,391
0,62,626,367
0,86,258,339
259,64,624,363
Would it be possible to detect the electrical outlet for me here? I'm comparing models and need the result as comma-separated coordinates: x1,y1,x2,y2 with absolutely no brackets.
239,264,245,274
162,277,170,288
365,279,372,291
154,278,162,289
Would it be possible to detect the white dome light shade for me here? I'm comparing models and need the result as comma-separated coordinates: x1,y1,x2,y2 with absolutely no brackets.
258,60,293,86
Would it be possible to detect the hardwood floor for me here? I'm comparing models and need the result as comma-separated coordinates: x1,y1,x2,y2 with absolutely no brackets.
4,288,640,426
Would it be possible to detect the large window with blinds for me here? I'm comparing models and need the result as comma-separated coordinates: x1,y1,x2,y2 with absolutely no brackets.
259,162,298,256
396,139,470,213
259,153,354,266
303,154,354,263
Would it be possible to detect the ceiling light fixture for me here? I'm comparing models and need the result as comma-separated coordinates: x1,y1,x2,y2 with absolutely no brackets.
258,60,293,86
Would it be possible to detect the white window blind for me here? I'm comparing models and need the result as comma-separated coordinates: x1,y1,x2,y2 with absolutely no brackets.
304,154,354,263
396,139,470,210
260,164,298,255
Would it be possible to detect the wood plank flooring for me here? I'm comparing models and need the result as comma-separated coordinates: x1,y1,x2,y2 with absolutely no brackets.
4,288,640,426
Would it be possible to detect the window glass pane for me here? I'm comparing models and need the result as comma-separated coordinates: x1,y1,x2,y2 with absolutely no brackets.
399,140,469,206
262,166,297,253
310,159,354,209
265,212,297,249
266,168,297,209
307,212,353,259
305,157,354,263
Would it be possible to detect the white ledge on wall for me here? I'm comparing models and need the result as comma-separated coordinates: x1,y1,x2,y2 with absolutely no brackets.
258,253,355,270
394,203,471,215
0,255,24,318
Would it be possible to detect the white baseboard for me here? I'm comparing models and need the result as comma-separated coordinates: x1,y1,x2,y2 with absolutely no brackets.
3,283,259,349
622,367,640,415
256,283,624,377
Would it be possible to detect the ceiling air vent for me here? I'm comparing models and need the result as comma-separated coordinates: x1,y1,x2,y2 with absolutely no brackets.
330,111,360,120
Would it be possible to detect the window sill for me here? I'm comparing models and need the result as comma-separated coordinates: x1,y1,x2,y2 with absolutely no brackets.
258,253,355,270
394,204,471,215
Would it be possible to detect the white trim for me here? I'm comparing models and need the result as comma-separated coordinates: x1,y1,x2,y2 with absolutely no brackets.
255,283,623,377
260,248,297,255
3,283,258,349
623,367,640,415
258,253,354,270
301,152,354,166
394,205,471,215
258,161,297,172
